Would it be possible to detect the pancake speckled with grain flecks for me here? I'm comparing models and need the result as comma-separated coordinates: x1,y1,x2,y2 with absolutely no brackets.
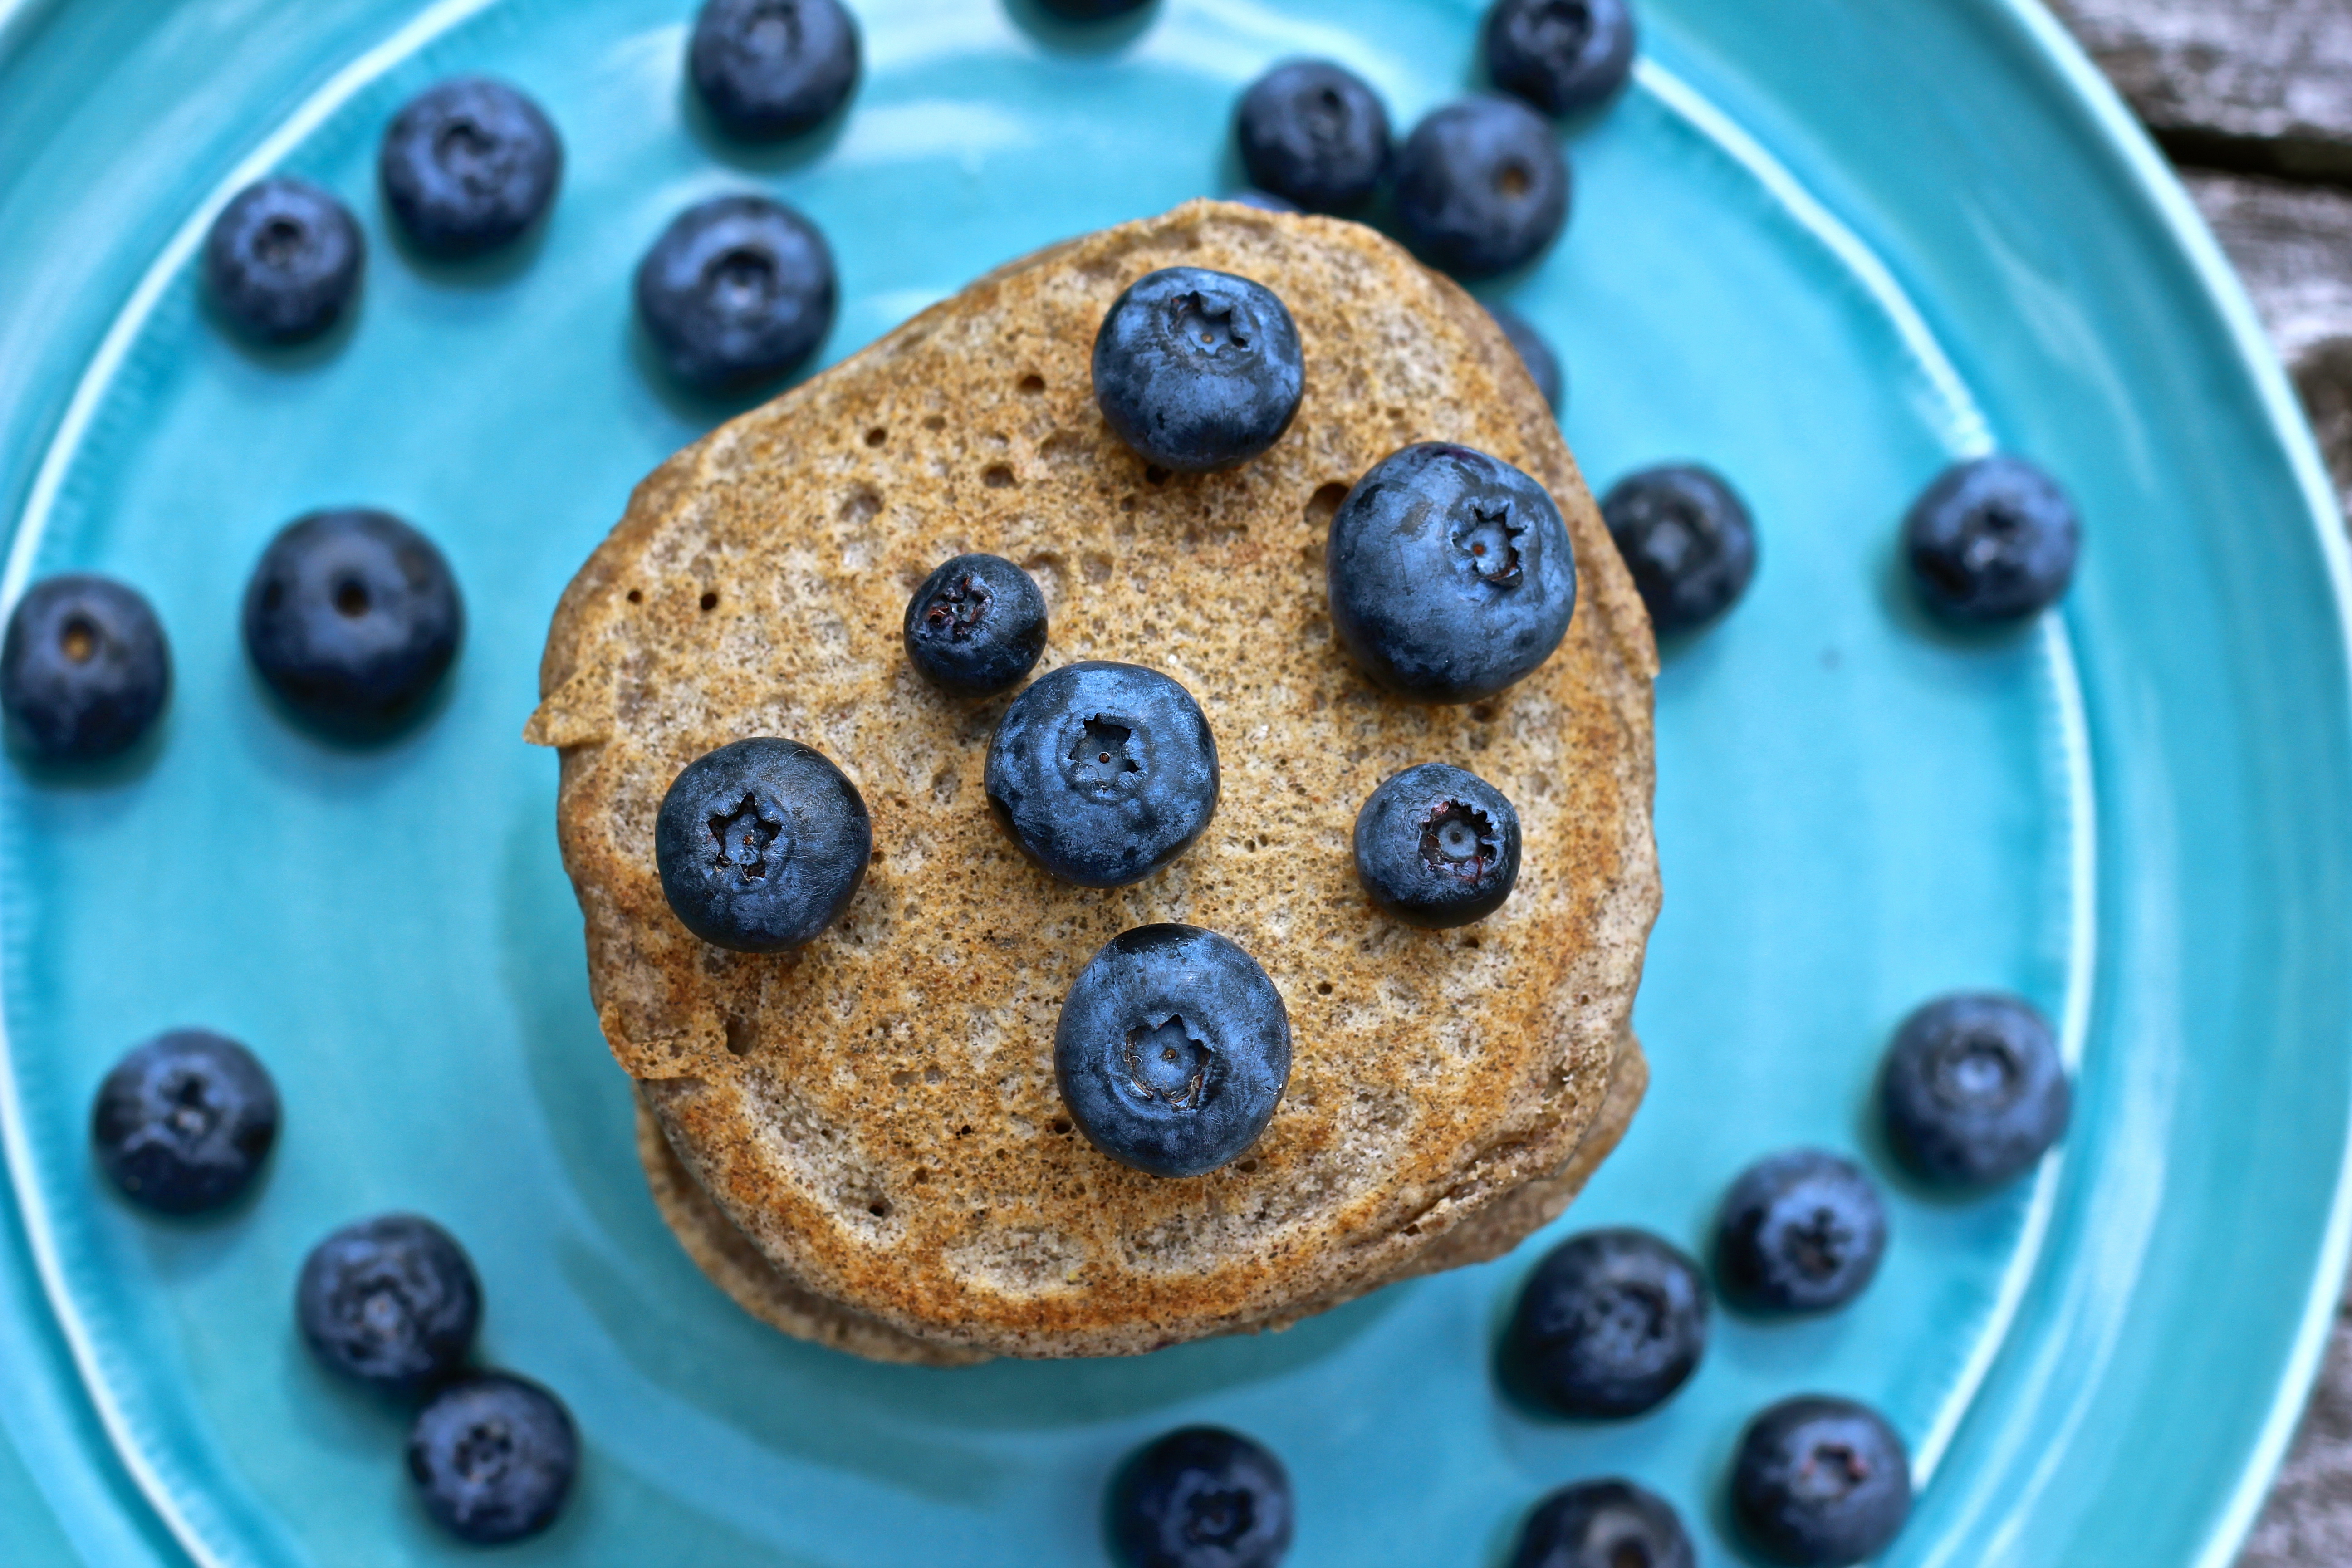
527,200,1660,1360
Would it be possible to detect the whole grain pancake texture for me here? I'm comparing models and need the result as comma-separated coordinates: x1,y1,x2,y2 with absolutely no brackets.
526,200,1661,1361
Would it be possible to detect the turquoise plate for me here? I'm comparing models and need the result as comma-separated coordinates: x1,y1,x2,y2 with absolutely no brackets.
2,0,2349,1563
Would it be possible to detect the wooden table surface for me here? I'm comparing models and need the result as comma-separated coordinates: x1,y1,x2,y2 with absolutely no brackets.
2048,4,2352,1562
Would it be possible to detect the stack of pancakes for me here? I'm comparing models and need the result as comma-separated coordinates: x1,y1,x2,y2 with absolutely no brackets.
525,202,1659,1364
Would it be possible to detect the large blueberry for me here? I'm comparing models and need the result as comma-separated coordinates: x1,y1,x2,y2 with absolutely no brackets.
204,177,365,343
688,0,859,140
1483,0,1638,117
1882,992,2069,1186
1903,454,2079,623
637,194,836,390
379,78,563,255
408,1373,578,1544
1353,763,1522,928
1394,95,1569,279
1488,304,1562,410
1507,1228,1707,1419
1110,1426,1293,1568
91,1031,278,1215
297,1214,482,1392
903,553,1048,697
1601,464,1756,636
1056,925,1290,1179
243,509,463,733
1327,443,1577,703
985,662,1218,888
1,575,171,763
1509,1478,1695,1568
1715,1150,1887,1315
1234,59,1391,214
1731,1396,1912,1567
1091,267,1304,474
655,737,871,952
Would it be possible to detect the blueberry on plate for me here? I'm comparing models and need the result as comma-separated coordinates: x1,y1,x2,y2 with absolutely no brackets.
1393,95,1569,279
656,737,872,952
1327,442,1577,703
1092,267,1304,474
1057,925,1290,1179
903,553,1048,697
1715,1149,1887,1314
1487,303,1562,410
1234,59,1391,214
1600,464,1756,636
1904,453,2079,623
203,177,365,343
90,1030,278,1215
379,78,563,255
1731,1396,1912,1567
243,509,463,733
1882,992,2070,1186
1,575,171,763
297,1214,481,1392
637,194,836,390
1353,763,1522,928
1225,189,1300,214
1110,1426,1293,1568
408,1372,578,1544
688,0,860,140
1509,1478,1695,1568
1507,1228,1707,1418
985,661,1219,887
1483,0,1638,118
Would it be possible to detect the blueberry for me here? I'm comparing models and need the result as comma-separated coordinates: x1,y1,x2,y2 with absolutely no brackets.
203,177,365,343
1056,926,1290,1179
1882,992,2069,1186
656,737,872,952
1092,268,1303,474
688,0,859,140
242,509,463,733
297,1214,482,1392
1731,1396,1912,1567
90,1031,278,1215
1509,1478,1695,1568
1507,1228,1706,1418
1352,763,1522,929
1487,304,1562,410
1037,0,1153,16
985,662,1218,888
407,1373,578,1544
1903,454,2080,623
1234,60,1391,214
1601,465,1756,636
379,78,563,255
1394,96,1569,279
1109,1426,1293,1568
1483,0,1638,117
903,554,1048,697
1225,190,1300,214
1715,1150,1887,1314
1,575,171,763
1327,442,1577,703
637,194,836,390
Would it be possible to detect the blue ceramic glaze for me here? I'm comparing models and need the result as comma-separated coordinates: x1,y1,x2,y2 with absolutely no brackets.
0,1,2346,1565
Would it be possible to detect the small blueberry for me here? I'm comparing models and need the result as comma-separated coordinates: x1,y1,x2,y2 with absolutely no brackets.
1092,267,1304,474
688,0,860,140
655,737,872,953
91,1031,278,1215
379,78,562,256
985,662,1219,888
1509,1478,1696,1568
1601,464,1756,636
1057,925,1290,1180
903,554,1048,697
1507,1228,1708,1418
296,1214,482,1392
1715,1150,1888,1315
1327,442,1577,703
1235,59,1391,214
408,1373,578,1544
1353,763,1522,928
1483,0,1638,117
1110,1426,1293,1568
1,575,171,763
637,194,836,390
204,177,365,343
1488,304,1563,410
242,509,463,733
1903,454,2079,623
1882,992,2070,1186
1394,95,1569,279
1731,1396,1912,1567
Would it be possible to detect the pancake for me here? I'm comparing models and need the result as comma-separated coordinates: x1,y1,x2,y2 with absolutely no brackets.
528,199,1660,1359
